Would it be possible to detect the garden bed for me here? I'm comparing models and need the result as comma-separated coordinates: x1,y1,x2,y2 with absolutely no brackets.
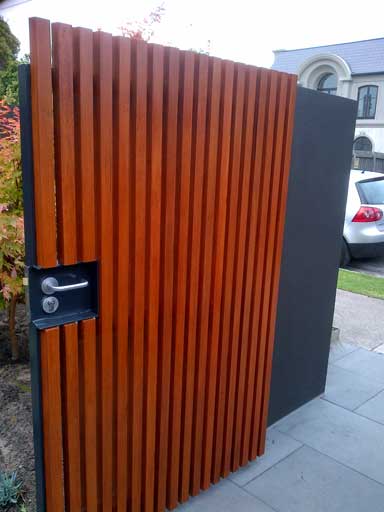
0,364,35,511
0,305,35,511
0,305,29,363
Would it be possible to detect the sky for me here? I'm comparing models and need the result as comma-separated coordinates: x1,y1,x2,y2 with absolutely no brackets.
2,0,384,68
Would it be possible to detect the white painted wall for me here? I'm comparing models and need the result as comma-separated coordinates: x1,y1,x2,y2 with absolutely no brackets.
352,74,384,153
298,54,384,153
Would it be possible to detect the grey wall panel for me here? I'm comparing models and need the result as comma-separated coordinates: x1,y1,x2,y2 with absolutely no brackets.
268,87,357,425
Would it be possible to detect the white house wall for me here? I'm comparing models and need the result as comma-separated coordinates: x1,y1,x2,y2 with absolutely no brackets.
351,74,384,153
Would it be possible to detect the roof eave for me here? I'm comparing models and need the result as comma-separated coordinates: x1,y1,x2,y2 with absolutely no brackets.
352,71,384,77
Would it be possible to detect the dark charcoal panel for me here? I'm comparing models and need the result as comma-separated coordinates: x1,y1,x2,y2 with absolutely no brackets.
268,87,357,425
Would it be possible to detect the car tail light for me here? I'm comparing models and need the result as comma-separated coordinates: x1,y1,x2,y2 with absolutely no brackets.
352,206,383,222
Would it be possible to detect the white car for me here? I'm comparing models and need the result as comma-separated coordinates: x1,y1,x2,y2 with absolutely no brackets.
341,170,384,266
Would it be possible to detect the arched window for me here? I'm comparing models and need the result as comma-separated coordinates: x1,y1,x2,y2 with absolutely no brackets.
353,137,372,152
317,73,337,95
357,85,378,119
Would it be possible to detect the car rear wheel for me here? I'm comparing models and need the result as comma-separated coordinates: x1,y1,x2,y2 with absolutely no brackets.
340,239,351,267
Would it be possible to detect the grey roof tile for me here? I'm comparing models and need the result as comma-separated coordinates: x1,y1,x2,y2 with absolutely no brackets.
272,38,384,75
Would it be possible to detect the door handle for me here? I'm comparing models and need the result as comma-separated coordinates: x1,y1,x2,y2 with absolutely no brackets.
41,276,89,295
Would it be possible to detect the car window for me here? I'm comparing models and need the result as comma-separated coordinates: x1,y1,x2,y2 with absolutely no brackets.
357,178,384,205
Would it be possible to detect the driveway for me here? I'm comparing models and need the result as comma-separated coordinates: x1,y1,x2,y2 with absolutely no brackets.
333,289,384,351
347,255,384,277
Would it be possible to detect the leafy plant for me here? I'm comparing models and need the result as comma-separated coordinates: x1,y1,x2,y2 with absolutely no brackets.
0,17,19,70
0,471,24,508
0,55,29,106
0,17,23,106
0,100,24,360
119,3,165,42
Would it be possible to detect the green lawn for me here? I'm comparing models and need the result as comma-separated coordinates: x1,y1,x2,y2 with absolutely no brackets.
338,269,384,300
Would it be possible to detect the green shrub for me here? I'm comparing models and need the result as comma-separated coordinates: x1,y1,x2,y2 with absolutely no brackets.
0,471,24,508
0,100,24,360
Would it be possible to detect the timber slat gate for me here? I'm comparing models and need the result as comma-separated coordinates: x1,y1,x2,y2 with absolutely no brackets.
21,17,296,512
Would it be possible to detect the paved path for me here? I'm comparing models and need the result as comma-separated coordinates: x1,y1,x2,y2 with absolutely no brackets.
176,344,384,511
333,289,384,350
347,255,384,277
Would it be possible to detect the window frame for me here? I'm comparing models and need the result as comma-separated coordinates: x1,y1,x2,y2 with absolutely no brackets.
317,73,337,95
353,136,373,152
357,85,378,120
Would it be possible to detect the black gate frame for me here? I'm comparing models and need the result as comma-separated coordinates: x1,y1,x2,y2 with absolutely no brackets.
18,63,46,512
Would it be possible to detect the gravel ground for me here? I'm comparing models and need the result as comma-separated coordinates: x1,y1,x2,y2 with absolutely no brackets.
0,305,35,511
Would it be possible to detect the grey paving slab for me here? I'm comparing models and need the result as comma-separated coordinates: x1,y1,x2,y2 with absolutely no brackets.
356,389,384,425
333,289,384,350
229,429,302,486
333,347,384,385
275,398,384,484
328,341,359,363
245,445,384,512
323,364,384,410
175,479,276,512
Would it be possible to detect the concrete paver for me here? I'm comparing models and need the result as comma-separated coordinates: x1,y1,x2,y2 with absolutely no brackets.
175,338,384,511
323,363,384,410
275,398,384,485
175,479,276,512
229,429,302,487
327,341,358,363
333,347,384,385
355,390,384,425
245,446,384,512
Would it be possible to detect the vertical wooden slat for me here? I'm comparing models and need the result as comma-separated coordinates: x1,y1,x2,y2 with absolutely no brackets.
51,22,77,264
50,25,82,509
167,50,194,510
191,57,222,496
61,323,82,510
155,47,179,512
40,327,65,512
79,319,99,510
143,43,164,512
224,67,257,473
73,27,96,262
201,60,235,489
212,64,246,482
93,29,114,510
180,54,209,503
29,17,56,267
221,63,249,478
113,35,131,512
253,74,288,458
238,69,269,467
29,17,62,512
73,26,99,511
258,75,297,454
248,71,279,461
131,39,147,511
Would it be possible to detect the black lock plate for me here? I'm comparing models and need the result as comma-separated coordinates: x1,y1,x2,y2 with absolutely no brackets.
28,261,99,329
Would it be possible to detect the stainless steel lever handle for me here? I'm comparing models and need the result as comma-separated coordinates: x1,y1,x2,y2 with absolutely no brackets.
41,277,89,295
